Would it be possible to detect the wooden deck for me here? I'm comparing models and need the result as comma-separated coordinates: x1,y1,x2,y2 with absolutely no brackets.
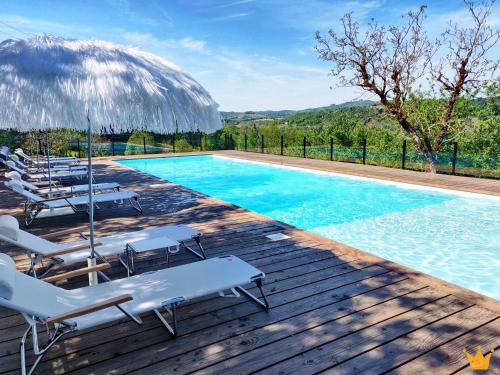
0,154,499,374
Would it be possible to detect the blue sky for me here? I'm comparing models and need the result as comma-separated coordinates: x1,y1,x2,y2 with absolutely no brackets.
0,0,498,111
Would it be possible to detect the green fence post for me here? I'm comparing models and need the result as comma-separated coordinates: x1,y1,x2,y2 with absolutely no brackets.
452,142,458,175
402,140,407,170
330,138,333,161
261,135,264,153
303,137,306,158
143,136,146,154
280,135,284,156
362,138,367,164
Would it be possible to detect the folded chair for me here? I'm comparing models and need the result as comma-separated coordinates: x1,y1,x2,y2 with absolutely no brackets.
5,171,120,197
4,180,143,226
0,215,205,278
0,253,269,375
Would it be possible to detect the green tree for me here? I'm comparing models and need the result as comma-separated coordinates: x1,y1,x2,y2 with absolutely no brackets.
316,1,499,172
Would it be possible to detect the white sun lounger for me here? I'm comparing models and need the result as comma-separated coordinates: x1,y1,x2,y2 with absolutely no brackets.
0,252,268,375
5,171,120,197
15,148,78,165
0,215,205,277
9,154,87,173
2,160,87,182
4,180,143,226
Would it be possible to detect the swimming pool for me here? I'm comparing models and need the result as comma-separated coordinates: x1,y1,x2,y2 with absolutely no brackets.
118,155,500,300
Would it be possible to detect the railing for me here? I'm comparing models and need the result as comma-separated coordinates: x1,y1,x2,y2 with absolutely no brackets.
18,130,498,179
238,135,499,179
62,132,230,157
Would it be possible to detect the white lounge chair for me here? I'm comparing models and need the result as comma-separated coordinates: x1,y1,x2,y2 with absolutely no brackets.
0,215,205,277
0,252,268,375
9,154,87,173
15,148,78,166
5,171,120,197
2,160,87,182
4,180,143,226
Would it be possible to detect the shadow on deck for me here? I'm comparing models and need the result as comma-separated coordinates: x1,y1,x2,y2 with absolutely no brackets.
0,159,498,375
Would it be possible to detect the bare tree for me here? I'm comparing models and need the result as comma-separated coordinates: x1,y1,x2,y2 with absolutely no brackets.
315,0,499,172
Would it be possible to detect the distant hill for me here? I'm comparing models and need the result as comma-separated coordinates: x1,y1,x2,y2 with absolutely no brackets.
221,100,376,124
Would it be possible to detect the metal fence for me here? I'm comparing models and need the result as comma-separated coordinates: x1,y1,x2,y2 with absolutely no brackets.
21,130,499,179
237,134,499,179
60,132,233,157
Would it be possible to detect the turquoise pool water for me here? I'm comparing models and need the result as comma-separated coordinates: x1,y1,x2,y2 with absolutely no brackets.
118,155,500,300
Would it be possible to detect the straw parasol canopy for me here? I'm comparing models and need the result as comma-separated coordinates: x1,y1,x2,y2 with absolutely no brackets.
0,35,221,133
0,35,221,284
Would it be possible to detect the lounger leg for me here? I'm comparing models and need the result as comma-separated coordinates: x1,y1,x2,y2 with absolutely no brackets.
182,236,206,260
118,245,136,276
20,323,71,375
129,197,143,214
27,256,37,278
154,305,178,337
97,270,111,282
235,278,270,310
25,207,39,227
36,262,56,279
20,325,31,375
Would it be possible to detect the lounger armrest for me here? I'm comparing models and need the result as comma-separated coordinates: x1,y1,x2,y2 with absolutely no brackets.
43,262,110,283
43,241,103,258
47,294,133,324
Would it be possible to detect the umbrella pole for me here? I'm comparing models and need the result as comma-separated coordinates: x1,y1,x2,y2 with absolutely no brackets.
44,131,52,193
36,134,40,165
86,114,98,286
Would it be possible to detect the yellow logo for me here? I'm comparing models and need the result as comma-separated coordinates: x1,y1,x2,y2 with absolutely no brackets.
464,346,494,371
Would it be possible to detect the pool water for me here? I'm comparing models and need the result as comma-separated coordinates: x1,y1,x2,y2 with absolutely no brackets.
118,155,500,300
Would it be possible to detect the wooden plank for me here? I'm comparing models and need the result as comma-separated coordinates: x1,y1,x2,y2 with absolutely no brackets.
388,318,500,375
319,308,498,374
129,280,430,374
250,302,480,375
63,272,406,375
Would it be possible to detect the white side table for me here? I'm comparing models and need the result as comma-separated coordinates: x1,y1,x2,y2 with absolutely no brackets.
121,237,180,276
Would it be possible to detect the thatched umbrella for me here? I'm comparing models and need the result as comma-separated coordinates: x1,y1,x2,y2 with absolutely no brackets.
0,35,221,284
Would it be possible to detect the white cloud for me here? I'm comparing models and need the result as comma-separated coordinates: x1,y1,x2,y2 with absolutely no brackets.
121,32,211,54
188,49,361,111
179,37,208,52
0,14,95,38
203,13,251,23
265,0,384,31
212,0,256,9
